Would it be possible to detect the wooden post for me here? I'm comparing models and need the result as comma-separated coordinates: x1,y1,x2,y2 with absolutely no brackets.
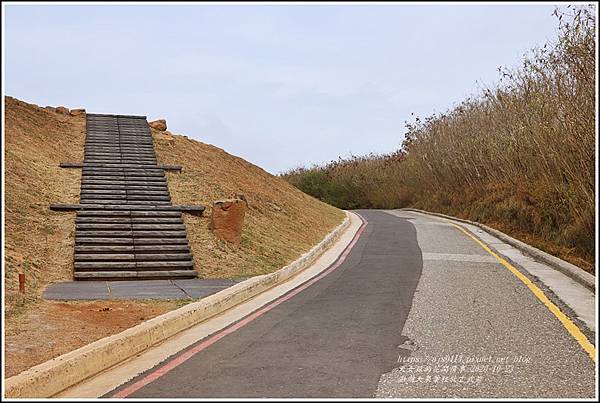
19,273,25,294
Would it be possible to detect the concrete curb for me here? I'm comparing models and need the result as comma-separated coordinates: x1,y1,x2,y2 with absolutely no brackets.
5,212,352,398
401,208,595,292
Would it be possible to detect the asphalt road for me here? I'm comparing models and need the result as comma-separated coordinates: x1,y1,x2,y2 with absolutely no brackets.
110,210,596,398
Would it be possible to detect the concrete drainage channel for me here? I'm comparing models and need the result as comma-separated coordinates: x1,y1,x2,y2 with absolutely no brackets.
4,212,354,398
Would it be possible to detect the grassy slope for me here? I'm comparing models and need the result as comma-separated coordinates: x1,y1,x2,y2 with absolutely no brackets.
152,128,345,279
4,95,344,316
4,96,84,316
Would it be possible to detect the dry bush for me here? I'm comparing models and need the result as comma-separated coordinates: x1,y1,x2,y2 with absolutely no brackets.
282,6,596,272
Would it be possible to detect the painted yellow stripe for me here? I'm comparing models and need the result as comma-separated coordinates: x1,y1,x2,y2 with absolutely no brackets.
451,223,596,362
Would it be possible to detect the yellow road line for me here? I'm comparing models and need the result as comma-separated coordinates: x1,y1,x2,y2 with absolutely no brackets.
451,223,596,362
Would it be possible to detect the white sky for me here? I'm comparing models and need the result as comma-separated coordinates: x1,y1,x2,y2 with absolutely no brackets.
3,2,566,173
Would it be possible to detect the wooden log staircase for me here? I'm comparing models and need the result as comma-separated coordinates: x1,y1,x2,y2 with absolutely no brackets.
51,113,204,280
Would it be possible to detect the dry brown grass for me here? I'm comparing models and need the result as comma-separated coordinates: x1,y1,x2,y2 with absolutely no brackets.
282,6,596,273
399,7,595,270
4,96,85,317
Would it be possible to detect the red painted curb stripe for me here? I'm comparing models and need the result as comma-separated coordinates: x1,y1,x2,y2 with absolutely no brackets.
112,214,367,398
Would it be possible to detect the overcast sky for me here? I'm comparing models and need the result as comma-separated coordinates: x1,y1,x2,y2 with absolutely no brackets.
4,3,563,174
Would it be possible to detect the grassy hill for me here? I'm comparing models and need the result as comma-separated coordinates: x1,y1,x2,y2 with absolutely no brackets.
3,96,344,373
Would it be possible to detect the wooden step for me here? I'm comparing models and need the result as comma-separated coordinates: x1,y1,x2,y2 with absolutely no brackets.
133,253,193,261
83,155,156,159
81,170,164,177
81,177,167,183
76,245,135,253
76,217,182,224
75,253,136,261
86,141,152,144
80,180,168,185
52,203,203,213
83,145,154,150
85,158,158,162
83,156,157,160
131,224,185,230
86,134,151,138
76,223,131,230
87,133,149,137
84,152,157,157
81,193,171,201
85,143,153,147
80,189,170,196
84,156,157,160
74,270,197,280
75,260,193,271
79,200,163,206
75,261,137,270
134,245,191,252
84,161,159,165
77,217,132,223
133,238,190,245
80,190,126,195
75,253,192,261
82,166,162,171
75,237,135,244
74,237,193,245
85,142,154,147
124,195,172,201
75,210,181,217
80,182,168,187
81,184,168,190
132,217,183,223
135,261,194,269
75,244,190,253
76,223,185,230
76,230,134,237
81,170,165,175
126,190,171,196
84,153,156,157
131,230,188,237
82,163,161,169
79,200,172,205
75,271,138,279
85,139,151,142
84,146,155,150
80,193,128,199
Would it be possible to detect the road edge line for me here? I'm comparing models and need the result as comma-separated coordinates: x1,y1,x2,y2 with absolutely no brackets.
4,211,356,398
452,223,596,363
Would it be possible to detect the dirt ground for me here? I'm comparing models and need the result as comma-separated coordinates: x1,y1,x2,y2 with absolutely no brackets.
4,299,185,378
